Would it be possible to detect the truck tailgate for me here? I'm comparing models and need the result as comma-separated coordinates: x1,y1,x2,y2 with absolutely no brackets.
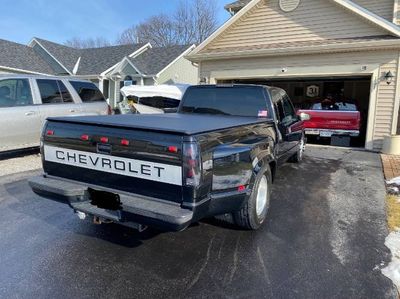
299,110,360,131
42,120,184,203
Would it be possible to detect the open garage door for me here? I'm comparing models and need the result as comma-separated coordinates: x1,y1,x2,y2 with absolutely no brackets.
220,76,371,148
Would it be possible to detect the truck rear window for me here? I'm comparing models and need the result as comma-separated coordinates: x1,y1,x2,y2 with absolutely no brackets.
69,81,105,102
310,101,357,111
179,86,271,117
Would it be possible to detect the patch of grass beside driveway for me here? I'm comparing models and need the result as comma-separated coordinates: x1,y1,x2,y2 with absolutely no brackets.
386,195,400,232
381,154,400,231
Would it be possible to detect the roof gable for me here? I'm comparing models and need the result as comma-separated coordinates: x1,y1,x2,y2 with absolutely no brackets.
129,45,193,75
30,38,80,73
76,43,146,75
190,0,400,57
30,38,146,76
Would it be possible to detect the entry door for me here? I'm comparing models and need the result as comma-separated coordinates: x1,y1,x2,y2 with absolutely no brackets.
36,79,82,126
0,78,41,151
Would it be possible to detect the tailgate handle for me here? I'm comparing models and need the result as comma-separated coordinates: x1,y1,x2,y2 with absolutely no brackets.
97,143,111,154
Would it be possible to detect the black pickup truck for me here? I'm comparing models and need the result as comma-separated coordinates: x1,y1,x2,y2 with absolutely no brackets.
29,85,308,231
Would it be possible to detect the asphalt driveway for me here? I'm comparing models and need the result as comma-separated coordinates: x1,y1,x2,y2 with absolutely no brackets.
0,146,397,298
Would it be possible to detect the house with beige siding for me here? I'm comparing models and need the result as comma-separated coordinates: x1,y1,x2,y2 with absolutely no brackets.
188,0,400,151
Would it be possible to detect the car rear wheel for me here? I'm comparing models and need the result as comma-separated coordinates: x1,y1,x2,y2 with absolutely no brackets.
233,165,272,230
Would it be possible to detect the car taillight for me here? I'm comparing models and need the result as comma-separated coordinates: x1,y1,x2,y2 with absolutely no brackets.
107,105,112,115
183,142,201,186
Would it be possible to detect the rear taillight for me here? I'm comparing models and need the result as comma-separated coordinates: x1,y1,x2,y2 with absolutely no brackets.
107,105,112,115
183,142,201,186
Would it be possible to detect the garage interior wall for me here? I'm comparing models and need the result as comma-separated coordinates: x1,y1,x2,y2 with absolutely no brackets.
200,50,400,150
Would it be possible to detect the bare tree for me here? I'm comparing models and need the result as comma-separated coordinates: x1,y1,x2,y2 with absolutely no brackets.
136,15,178,46
174,0,196,45
116,0,218,46
192,0,218,44
64,37,111,49
117,26,139,45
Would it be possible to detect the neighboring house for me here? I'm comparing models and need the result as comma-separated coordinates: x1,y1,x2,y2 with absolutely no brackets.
187,0,400,151
0,37,197,107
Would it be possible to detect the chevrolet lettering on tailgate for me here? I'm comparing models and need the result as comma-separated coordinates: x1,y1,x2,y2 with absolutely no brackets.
44,145,182,186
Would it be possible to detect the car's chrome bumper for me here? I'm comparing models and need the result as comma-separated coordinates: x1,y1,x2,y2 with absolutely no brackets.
305,129,360,137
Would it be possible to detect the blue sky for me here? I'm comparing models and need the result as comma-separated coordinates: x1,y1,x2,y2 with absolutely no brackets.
0,0,231,45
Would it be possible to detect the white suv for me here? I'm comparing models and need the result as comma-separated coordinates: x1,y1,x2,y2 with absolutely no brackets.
0,75,110,152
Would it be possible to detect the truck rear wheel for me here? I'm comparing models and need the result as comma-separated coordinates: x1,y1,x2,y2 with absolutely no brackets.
291,133,305,163
233,165,271,230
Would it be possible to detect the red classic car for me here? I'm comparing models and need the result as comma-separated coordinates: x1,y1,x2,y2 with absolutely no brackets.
297,99,361,138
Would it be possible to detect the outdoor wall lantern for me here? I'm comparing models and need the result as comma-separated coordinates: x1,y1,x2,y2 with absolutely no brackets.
384,71,394,85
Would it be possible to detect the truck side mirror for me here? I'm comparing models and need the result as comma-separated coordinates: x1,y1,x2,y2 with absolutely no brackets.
299,112,311,121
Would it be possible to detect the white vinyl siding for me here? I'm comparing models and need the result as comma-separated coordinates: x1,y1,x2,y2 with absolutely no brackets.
206,0,388,52
373,58,398,150
200,50,399,150
352,0,394,22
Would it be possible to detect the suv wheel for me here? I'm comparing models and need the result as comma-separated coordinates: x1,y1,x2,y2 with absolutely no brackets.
233,165,272,230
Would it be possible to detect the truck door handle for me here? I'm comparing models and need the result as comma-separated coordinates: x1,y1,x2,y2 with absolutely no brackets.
69,109,77,113
25,111,35,116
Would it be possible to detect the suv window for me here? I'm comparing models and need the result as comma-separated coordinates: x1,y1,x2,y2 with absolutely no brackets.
58,81,73,103
37,79,73,104
0,79,33,108
180,86,271,117
69,81,105,102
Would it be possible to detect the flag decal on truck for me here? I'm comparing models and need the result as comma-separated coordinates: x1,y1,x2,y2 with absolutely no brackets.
43,145,182,186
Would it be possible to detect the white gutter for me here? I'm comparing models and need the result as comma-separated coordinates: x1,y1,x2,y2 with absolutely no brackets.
0,65,51,76
128,42,152,58
72,57,81,75
188,39,400,61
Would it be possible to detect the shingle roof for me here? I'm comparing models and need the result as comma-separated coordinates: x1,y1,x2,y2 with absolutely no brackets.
33,38,80,72
129,45,192,75
33,38,145,75
77,43,146,75
224,0,251,12
0,37,190,77
0,39,55,74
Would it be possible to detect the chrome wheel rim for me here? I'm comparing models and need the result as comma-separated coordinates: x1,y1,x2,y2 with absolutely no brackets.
256,175,268,217
299,137,305,159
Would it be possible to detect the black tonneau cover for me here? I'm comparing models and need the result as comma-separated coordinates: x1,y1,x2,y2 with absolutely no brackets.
48,113,272,135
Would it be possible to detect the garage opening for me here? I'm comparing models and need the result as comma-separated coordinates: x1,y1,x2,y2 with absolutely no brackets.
220,76,371,148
